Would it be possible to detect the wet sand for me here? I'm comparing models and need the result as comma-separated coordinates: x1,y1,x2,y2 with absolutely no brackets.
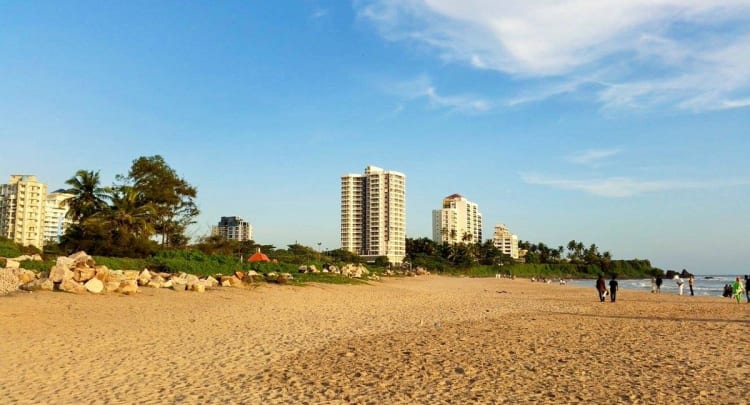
1,276,748,404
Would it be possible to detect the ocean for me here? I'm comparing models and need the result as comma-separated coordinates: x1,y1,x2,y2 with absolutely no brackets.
567,275,749,298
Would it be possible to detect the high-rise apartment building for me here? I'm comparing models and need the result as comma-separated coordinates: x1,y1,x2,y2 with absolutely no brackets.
211,216,253,241
0,175,48,249
493,224,519,259
44,191,74,244
432,194,483,244
341,165,406,263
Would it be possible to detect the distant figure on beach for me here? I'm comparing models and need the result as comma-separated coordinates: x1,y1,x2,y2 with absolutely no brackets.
745,275,750,303
732,277,745,303
674,275,684,296
651,276,656,293
655,276,663,294
596,274,607,302
723,284,733,298
688,275,695,296
609,275,619,303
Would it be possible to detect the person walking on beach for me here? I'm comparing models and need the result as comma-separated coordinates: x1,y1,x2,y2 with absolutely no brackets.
596,274,607,302
732,277,745,303
745,275,750,303
655,275,663,294
688,275,695,296
651,276,656,293
609,275,619,303
674,275,684,296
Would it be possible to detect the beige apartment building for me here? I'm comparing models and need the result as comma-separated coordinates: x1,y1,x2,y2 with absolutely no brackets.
341,165,406,263
493,223,519,259
44,191,74,244
0,175,48,249
432,194,483,244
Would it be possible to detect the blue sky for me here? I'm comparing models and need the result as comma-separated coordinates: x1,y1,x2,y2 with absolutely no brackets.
1,1,749,274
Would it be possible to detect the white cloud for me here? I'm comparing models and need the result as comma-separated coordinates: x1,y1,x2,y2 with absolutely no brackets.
358,0,750,111
567,148,622,166
310,8,329,20
389,75,491,113
521,174,750,198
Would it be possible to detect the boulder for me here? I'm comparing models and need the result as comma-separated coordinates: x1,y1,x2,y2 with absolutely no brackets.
74,267,97,283
308,265,318,273
69,251,95,268
298,265,308,273
5,259,20,269
221,279,231,287
56,256,75,269
191,282,206,293
118,280,139,295
234,271,245,280
137,269,152,286
18,269,37,285
59,278,86,294
203,276,219,288
107,270,125,283
171,279,186,291
162,279,173,289
105,281,121,293
123,270,140,281
94,266,111,281
49,265,74,283
185,274,200,290
0,269,19,295
20,278,54,292
84,278,104,294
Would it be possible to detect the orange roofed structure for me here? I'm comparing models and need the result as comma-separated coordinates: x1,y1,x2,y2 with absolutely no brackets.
247,248,271,263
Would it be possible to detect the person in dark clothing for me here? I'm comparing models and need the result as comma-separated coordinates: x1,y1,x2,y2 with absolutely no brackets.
655,275,663,293
688,275,695,296
596,274,607,302
609,275,619,302
745,275,750,303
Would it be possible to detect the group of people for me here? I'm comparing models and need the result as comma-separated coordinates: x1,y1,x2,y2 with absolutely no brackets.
722,276,749,303
650,274,695,295
595,274,618,302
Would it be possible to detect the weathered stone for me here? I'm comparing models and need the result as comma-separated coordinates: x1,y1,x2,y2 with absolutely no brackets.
191,282,206,293
49,265,74,283
234,271,245,280
18,269,36,285
20,278,54,291
118,280,139,295
203,276,219,288
55,256,75,269
5,259,20,269
221,279,231,287
123,270,140,281
137,269,152,286
59,278,86,294
75,267,97,283
105,281,121,292
69,251,95,268
265,272,279,282
298,265,308,273
185,274,200,290
94,266,110,281
171,279,186,291
0,269,19,295
107,270,125,283
162,279,173,289
308,265,318,273
84,278,104,294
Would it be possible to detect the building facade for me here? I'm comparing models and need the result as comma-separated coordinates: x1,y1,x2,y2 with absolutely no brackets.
493,223,519,259
44,191,74,244
432,194,483,245
0,175,48,249
211,216,253,241
341,165,406,263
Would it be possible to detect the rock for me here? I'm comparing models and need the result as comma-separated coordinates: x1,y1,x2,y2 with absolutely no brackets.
137,269,152,286
94,266,110,281
56,256,75,269
0,269,19,295
234,271,245,280
123,270,139,281
105,281,121,293
277,273,294,284
5,259,20,269
20,278,54,292
147,279,164,288
18,269,37,285
107,270,125,283
327,265,338,274
308,265,318,273
74,267,97,283
221,279,231,287
30,254,43,261
298,265,308,273
171,279,186,291
49,265,74,283
118,280,139,295
203,276,219,288
84,278,104,294
185,274,200,290
265,272,279,282
68,251,95,268
162,279,173,289
59,278,86,294
191,282,206,293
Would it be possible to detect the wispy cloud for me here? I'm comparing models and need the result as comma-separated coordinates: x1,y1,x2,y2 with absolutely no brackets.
310,8,329,20
521,174,750,198
389,75,491,113
358,1,750,112
567,148,622,166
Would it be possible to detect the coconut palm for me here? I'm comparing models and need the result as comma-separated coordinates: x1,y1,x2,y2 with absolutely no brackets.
65,170,109,221
106,186,156,239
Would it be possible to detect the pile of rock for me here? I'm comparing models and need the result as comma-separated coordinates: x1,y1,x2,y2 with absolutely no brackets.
0,251,301,296
298,263,373,279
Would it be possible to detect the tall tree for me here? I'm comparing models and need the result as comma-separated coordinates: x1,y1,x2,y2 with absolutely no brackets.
65,170,109,221
106,186,156,239
119,155,199,247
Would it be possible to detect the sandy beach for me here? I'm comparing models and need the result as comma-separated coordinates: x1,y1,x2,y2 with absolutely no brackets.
1,276,748,404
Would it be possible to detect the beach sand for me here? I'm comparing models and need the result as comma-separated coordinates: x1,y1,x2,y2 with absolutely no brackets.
1,276,748,404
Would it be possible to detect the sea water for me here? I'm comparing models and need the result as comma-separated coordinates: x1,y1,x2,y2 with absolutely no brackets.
567,275,749,297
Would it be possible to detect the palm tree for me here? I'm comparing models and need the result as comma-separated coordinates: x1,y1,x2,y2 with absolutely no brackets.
65,170,109,221
106,186,156,238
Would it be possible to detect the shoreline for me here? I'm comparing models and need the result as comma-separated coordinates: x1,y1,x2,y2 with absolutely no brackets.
1,276,747,403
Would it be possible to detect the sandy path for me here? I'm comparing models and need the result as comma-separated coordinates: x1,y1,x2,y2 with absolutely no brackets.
1,276,748,404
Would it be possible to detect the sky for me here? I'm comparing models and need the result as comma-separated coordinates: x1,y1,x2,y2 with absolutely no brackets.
1,1,749,275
